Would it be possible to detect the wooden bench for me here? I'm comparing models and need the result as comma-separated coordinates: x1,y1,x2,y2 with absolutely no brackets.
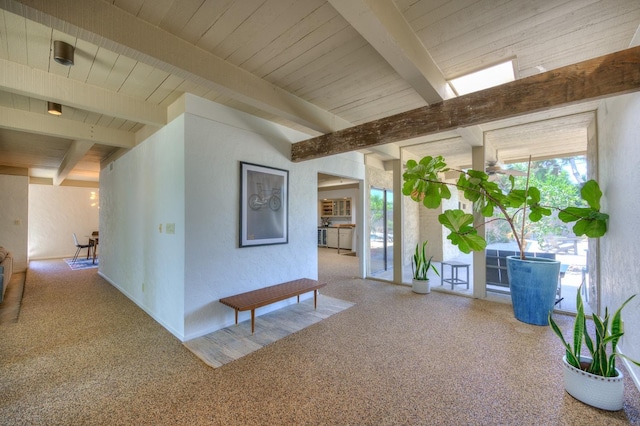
219,278,326,333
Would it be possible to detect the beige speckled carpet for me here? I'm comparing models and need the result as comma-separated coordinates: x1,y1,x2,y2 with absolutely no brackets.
1,250,639,425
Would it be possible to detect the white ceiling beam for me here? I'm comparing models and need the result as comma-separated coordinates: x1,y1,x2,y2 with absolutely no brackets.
0,105,135,148
54,140,94,186
328,0,450,105
369,143,400,162
630,23,640,47
1,0,352,134
455,126,484,147
0,59,166,126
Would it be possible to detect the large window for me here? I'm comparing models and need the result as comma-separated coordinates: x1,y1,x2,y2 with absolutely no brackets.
484,156,590,314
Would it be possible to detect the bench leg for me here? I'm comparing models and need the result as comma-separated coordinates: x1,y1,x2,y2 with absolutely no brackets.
251,309,255,334
314,289,318,309
297,295,300,303
235,309,238,325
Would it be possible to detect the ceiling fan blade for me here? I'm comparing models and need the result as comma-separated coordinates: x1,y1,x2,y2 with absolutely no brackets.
485,161,526,177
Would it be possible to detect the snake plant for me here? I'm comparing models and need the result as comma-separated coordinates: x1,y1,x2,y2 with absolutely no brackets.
549,287,640,377
412,241,440,281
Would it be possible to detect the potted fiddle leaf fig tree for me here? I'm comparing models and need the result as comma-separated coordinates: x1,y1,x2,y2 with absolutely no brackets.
411,240,440,294
549,288,640,410
402,155,609,325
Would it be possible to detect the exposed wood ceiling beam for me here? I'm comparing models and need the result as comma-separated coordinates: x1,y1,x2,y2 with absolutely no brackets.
0,59,166,126
291,46,640,162
1,0,351,134
0,105,135,148
328,0,450,105
54,140,94,186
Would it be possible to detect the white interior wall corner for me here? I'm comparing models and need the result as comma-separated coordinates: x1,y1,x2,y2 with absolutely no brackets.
596,92,640,388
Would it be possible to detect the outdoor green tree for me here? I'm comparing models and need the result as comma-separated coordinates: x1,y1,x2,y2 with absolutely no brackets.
488,158,586,245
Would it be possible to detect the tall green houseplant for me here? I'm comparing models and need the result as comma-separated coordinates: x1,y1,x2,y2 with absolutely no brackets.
402,155,608,256
403,155,609,325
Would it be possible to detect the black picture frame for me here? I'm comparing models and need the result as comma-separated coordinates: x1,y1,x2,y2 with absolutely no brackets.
239,162,289,247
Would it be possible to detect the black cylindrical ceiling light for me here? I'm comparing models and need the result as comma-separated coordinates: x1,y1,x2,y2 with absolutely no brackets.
47,101,62,116
53,40,74,66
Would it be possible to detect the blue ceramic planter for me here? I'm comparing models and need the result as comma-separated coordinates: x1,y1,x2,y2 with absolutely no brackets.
506,256,561,326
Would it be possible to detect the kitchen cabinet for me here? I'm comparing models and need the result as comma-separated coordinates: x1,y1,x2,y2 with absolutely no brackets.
320,200,334,217
319,198,351,217
325,227,353,250
334,199,351,216
339,228,353,250
326,228,338,248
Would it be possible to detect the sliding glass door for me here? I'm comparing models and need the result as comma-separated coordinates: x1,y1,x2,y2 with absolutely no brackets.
369,187,393,277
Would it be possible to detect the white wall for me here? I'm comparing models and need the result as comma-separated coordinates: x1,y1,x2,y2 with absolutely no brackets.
100,94,365,341
181,96,364,339
99,116,186,339
597,92,640,386
0,174,28,271
28,184,99,259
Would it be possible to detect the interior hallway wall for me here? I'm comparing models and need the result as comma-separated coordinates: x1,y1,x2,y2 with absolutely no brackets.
0,173,28,272
597,91,640,387
100,94,365,341
99,115,186,339
182,96,365,340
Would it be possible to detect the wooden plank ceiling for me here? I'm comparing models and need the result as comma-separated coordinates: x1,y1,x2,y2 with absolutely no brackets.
0,0,638,184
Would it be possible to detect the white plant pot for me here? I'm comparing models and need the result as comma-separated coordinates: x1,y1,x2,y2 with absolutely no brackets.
563,355,625,411
412,279,431,294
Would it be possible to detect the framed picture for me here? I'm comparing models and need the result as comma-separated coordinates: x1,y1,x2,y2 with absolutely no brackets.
239,162,289,247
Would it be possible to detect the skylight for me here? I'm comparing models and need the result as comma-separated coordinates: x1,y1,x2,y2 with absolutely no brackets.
448,60,515,96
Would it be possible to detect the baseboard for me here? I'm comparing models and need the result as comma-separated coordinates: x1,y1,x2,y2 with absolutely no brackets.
619,342,640,393
622,354,640,393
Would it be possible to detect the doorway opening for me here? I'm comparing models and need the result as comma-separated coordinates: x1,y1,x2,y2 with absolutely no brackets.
317,173,360,280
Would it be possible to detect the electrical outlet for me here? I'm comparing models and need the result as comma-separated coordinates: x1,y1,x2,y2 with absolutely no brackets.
166,223,175,234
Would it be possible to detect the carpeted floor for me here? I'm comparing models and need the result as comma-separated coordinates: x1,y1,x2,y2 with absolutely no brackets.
0,250,639,425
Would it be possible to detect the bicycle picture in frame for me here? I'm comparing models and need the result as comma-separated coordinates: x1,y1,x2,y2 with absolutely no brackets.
239,162,289,247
